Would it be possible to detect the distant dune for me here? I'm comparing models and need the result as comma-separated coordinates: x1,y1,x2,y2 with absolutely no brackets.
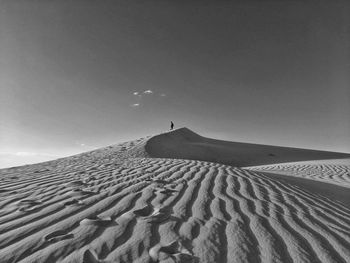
0,128,350,263
146,127,350,166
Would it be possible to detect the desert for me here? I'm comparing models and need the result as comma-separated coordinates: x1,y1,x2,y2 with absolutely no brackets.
1,128,350,263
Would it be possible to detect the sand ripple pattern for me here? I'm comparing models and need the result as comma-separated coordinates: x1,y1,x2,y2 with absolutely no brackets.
249,162,350,188
0,139,350,262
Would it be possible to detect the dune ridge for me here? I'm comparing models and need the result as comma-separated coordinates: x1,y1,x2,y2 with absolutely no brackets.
0,128,350,262
146,128,350,167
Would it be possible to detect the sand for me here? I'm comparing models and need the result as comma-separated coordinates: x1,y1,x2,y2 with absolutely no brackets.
0,128,350,263
146,128,350,167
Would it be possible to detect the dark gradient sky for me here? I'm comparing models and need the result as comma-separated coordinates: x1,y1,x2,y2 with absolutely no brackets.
1,0,349,168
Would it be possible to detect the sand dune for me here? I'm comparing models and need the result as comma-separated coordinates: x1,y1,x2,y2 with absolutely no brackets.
248,159,350,187
146,128,350,166
1,128,350,262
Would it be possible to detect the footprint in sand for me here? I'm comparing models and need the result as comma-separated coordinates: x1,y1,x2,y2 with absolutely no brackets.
168,183,178,189
133,205,170,223
155,188,178,195
44,230,74,243
80,215,114,227
149,240,194,262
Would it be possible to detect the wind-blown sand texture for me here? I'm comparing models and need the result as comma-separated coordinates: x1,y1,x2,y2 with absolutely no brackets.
146,128,350,167
1,128,350,263
248,159,350,188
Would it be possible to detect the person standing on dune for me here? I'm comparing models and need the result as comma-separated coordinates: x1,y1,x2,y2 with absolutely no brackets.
170,121,174,130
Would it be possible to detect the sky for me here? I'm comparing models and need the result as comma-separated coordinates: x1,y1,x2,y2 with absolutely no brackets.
0,0,349,168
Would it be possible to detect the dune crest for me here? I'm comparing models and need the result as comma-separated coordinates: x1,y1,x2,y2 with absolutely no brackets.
0,129,350,262
146,128,350,166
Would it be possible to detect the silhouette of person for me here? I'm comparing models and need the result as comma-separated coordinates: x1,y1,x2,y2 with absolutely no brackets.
170,121,174,130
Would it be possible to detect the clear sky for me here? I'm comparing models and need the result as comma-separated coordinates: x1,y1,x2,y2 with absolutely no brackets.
1,0,349,168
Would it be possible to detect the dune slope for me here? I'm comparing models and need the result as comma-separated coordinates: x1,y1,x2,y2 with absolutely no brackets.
248,159,350,187
0,129,350,263
146,128,350,167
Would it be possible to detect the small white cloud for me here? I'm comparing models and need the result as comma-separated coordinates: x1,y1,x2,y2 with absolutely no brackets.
74,141,94,148
143,90,153,94
131,103,140,107
160,93,166,97
133,92,139,96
